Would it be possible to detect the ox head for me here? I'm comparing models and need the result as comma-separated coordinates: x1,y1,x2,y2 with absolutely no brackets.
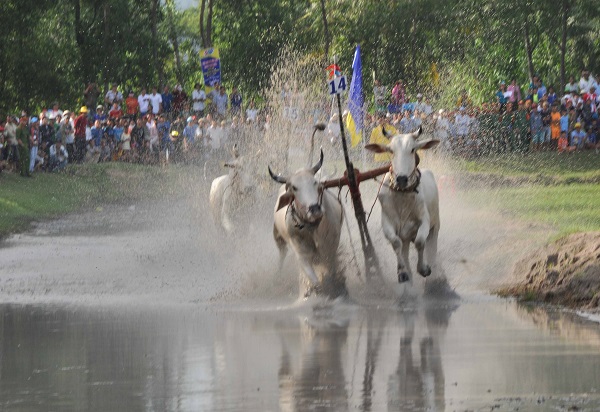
269,149,324,223
365,127,439,190
223,144,255,192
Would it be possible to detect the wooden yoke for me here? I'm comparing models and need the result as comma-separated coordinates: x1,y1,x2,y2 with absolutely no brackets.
322,164,390,189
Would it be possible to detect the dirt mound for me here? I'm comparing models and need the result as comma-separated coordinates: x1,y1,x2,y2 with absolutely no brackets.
500,232,600,310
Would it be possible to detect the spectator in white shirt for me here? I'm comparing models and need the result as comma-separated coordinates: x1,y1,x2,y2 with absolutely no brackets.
49,140,68,171
246,100,258,123
138,88,151,116
579,69,597,94
192,83,206,116
149,86,163,115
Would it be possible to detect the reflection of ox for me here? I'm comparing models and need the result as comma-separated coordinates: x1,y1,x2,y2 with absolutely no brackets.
209,147,256,234
269,150,345,298
365,127,440,284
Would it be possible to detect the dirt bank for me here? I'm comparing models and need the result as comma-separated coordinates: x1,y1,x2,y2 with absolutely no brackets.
500,232,600,310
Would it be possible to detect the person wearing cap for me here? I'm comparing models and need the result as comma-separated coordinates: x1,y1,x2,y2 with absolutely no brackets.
183,116,197,146
74,106,89,163
105,83,123,107
582,85,598,113
570,122,587,149
60,111,75,160
94,105,107,122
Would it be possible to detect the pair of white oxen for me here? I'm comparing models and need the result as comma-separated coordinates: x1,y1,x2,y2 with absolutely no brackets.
210,127,440,297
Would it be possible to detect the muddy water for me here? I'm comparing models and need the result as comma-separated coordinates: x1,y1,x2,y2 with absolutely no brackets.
1,170,599,411
1,300,600,411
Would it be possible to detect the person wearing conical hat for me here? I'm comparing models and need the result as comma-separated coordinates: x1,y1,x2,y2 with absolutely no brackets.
73,106,89,163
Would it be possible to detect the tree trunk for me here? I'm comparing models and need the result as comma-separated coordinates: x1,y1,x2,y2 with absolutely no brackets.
206,0,213,48
319,0,330,59
523,16,535,82
560,0,570,93
150,0,163,86
166,0,184,86
199,0,206,48
102,2,110,92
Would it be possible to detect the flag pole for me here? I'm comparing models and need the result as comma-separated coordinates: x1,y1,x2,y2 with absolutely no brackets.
334,50,382,280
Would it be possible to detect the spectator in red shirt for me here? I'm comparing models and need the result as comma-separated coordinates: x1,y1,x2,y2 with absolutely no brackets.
125,90,139,120
74,106,88,163
109,102,123,120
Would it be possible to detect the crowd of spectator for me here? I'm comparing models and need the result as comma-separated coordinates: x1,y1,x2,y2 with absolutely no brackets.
0,82,269,177
364,69,599,158
2,69,598,177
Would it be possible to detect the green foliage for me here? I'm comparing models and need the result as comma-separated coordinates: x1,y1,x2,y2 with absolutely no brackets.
0,0,598,114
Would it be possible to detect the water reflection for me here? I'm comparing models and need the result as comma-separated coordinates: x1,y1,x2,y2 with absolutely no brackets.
1,300,600,411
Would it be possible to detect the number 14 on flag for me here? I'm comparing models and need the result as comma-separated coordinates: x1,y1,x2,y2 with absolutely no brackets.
328,76,347,95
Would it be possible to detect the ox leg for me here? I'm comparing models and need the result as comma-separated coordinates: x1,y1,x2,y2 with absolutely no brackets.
299,260,320,286
274,226,287,273
382,215,410,283
425,226,439,269
415,223,432,278
401,241,412,284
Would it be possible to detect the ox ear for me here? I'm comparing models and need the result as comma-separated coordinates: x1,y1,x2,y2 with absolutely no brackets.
275,191,294,212
415,138,440,151
365,143,392,154
410,126,423,139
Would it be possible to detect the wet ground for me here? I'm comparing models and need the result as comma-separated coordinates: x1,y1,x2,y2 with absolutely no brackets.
1,169,599,411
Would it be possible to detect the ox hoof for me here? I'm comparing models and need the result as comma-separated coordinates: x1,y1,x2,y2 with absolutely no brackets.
418,266,432,278
398,271,410,283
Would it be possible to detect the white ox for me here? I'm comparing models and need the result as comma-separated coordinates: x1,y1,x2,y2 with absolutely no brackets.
269,150,345,297
209,147,256,234
365,127,440,284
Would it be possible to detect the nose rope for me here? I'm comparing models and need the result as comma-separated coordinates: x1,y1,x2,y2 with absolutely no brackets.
388,166,421,193
287,185,326,230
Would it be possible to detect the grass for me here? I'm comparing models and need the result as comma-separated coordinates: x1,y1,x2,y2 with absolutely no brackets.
455,151,600,237
466,184,600,235
0,163,175,236
454,150,600,182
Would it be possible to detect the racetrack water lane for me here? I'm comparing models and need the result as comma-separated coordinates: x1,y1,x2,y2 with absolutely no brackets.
1,168,598,411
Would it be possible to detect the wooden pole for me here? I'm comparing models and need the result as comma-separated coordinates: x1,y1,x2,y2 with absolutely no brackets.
335,93,382,279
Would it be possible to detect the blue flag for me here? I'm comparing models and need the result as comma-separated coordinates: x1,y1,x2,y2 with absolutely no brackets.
346,45,364,147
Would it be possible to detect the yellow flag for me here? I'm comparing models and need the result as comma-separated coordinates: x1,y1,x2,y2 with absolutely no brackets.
369,124,398,162
346,113,362,148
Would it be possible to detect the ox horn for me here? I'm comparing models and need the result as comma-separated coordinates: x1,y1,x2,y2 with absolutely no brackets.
231,144,239,158
411,126,423,139
382,125,389,138
310,149,324,175
268,166,287,184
